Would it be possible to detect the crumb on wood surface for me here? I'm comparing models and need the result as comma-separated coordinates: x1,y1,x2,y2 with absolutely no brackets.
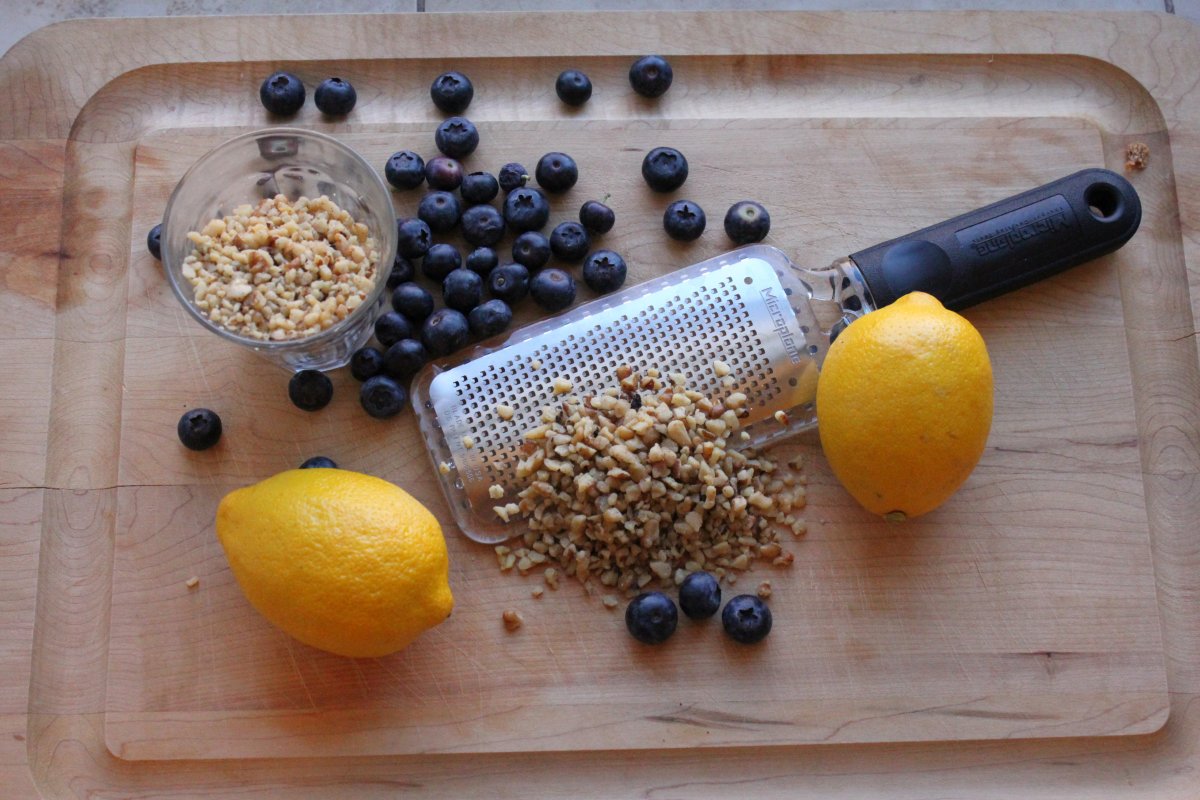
1125,142,1150,171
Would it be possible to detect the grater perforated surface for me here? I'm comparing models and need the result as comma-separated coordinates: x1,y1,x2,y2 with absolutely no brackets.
413,246,826,543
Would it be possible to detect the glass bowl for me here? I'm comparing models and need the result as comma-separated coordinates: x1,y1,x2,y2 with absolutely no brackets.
161,128,396,372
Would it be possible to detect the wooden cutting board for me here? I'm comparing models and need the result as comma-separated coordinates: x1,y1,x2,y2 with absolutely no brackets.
7,10,1200,799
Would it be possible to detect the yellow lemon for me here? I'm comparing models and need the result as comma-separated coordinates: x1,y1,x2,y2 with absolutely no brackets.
816,292,993,520
216,468,453,658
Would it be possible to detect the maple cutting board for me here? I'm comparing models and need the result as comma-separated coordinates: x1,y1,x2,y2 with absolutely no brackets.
9,10,1200,800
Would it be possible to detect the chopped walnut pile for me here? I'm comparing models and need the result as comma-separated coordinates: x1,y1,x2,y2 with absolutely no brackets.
493,366,804,596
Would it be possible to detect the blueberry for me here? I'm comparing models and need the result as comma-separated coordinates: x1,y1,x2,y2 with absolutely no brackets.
373,310,413,348
421,308,471,356
349,346,385,381
465,246,499,277
625,591,678,645
430,71,473,114
535,152,578,194
629,55,673,98
421,243,463,281
384,150,425,190
391,281,435,322
503,187,550,232
678,571,721,619
146,223,162,260
641,147,688,192
359,375,408,419
460,171,499,205
468,298,513,338
300,456,337,469
529,268,576,311
579,200,615,234
498,162,529,193
555,69,593,106
177,408,222,451
288,370,333,412
487,262,530,304
259,71,305,115
396,217,432,259
417,191,461,233
721,594,772,644
386,253,416,288
724,200,771,245
434,116,480,159
425,156,464,192
442,268,483,312
549,221,590,262
383,338,428,379
663,199,706,241
512,231,551,270
461,204,505,247
582,249,627,294
313,77,356,115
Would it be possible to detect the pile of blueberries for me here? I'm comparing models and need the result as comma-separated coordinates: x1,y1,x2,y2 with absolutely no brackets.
626,571,773,645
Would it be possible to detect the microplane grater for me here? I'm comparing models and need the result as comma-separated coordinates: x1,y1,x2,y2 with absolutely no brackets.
411,246,845,544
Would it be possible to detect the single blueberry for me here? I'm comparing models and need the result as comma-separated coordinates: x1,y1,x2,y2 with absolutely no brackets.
503,187,551,232
391,282,435,322
487,262,530,304
146,223,162,260
468,298,513,338
396,217,433,259
555,69,593,106
461,204,505,247
663,199,706,241
582,249,627,294
535,152,579,194
313,77,356,115
678,571,721,619
417,191,462,233
300,456,337,469
529,268,576,311
721,594,773,644
498,162,529,193
724,200,771,245
629,55,673,98
442,268,483,312
177,408,222,451
434,116,480,159
421,308,471,357
349,346,385,381
625,591,679,645
259,71,305,116
386,253,416,288
641,147,688,192
384,150,425,190
359,375,408,419
288,370,334,412
422,243,463,281
374,310,413,348
460,171,499,205
383,338,428,380
579,200,615,234
430,71,474,114
549,221,590,262
512,230,551,270
465,246,499,277
425,156,464,192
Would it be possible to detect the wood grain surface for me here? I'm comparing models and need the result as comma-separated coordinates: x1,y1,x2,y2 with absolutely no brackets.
4,9,1200,799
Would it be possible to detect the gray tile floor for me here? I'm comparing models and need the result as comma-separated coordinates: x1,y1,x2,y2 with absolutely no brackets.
0,0,1185,59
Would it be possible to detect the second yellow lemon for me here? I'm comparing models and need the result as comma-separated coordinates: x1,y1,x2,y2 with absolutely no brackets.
816,292,994,520
216,468,453,658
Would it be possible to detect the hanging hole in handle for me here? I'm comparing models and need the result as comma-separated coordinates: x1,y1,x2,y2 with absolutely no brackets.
1085,182,1123,222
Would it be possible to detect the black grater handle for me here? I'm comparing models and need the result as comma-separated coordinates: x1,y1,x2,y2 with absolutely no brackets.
849,169,1141,311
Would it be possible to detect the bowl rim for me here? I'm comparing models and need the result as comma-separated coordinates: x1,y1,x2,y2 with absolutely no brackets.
160,126,397,355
